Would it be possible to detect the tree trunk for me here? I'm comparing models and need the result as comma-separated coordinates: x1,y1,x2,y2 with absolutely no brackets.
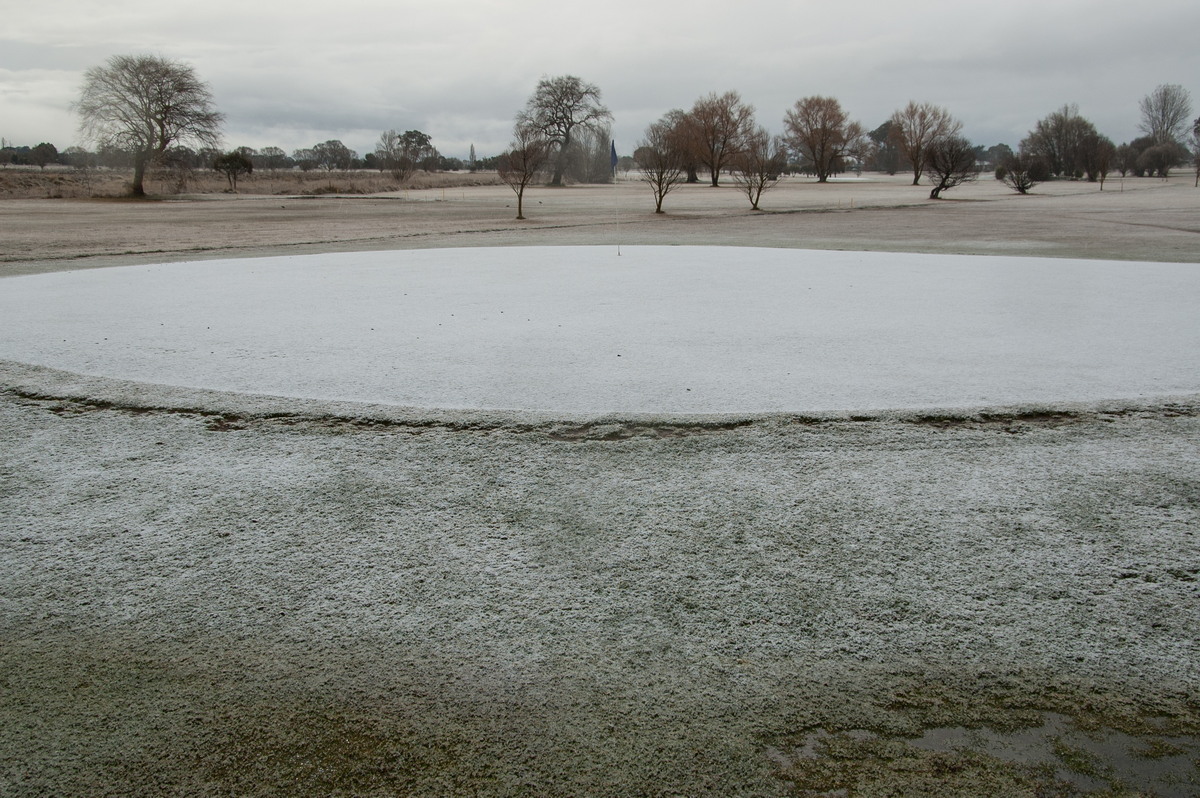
130,153,149,196
549,133,569,186
516,187,525,219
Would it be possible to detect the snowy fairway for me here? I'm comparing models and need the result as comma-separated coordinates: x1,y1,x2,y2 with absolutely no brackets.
2,246,1199,413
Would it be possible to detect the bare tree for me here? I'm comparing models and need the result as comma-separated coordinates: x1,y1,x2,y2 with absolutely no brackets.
1139,84,1193,145
1192,118,1200,187
925,135,978,199
1136,141,1187,178
375,129,435,182
1079,131,1116,188
634,116,687,213
498,126,551,219
74,54,223,196
376,130,413,182
680,91,756,187
729,128,786,210
658,108,702,183
889,101,962,185
1115,142,1138,177
1020,104,1097,178
783,96,865,183
564,124,615,184
517,75,611,186
998,152,1045,194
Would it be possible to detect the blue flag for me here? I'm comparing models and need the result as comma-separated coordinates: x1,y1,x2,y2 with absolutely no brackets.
610,140,618,173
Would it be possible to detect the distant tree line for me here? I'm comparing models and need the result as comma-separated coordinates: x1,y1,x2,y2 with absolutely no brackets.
0,141,62,169
10,54,1198,202
494,77,1196,216
11,139,469,174
619,91,981,209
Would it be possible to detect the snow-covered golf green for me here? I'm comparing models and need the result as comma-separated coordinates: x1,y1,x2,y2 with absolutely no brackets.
2,246,1198,412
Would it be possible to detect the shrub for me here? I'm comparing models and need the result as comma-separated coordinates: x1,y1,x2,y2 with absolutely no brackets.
999,153,1044,194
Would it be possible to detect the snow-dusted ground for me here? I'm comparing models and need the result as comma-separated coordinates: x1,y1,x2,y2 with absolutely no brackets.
2,373,1197,796
1,246,1198,413
2,234,1198,794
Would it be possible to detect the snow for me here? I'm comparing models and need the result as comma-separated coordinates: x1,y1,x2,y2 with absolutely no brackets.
1,246,1197,413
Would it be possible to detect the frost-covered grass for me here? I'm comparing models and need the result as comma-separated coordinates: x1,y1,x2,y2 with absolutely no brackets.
1,189,1198,795
1,374,1197,796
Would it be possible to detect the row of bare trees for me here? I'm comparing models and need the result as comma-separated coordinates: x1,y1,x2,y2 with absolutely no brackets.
634,91,860,191
495,81,989,216
627,93,982,211
71,54,1196,205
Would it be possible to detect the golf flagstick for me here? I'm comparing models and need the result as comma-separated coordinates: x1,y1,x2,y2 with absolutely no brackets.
611,138,621,256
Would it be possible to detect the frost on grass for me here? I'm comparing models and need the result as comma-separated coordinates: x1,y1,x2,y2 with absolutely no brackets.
1,379,1198,796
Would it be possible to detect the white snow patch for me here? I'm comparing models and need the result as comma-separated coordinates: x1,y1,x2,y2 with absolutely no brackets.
1,246,1197,413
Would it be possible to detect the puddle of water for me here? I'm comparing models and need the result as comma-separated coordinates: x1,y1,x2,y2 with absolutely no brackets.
775,713,1200,796
908,712,1198,794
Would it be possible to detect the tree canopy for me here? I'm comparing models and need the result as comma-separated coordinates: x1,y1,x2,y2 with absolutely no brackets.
680,91,757,187
729,128,785,210
783,96,865,183
498,125,551,219
889,101,962,186
1139,84,1193,146
1020,104,1097,178
74,54,223,196
925,135,978,199
635,115,688,213
516,75,611,186
212,151,252,191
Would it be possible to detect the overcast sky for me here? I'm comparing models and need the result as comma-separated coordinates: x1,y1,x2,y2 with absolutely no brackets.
2,0,1198,160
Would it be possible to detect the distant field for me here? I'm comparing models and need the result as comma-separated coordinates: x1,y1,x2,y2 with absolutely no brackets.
0,164,503,199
